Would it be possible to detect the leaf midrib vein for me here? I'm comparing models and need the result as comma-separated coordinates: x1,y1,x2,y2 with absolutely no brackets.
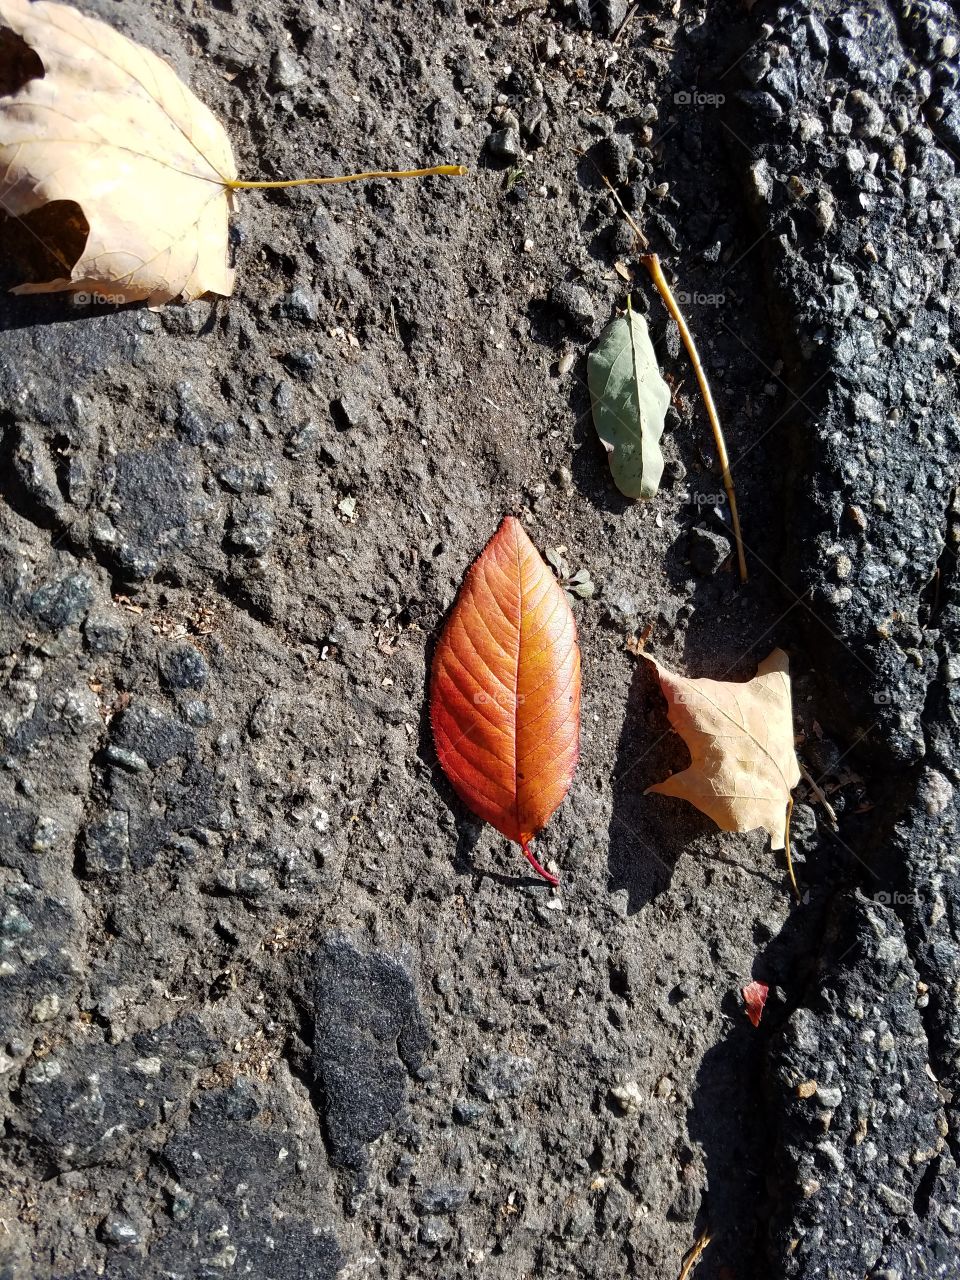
512,529,523,840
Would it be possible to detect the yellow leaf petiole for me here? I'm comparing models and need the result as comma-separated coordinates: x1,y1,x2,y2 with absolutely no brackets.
227,164,467,190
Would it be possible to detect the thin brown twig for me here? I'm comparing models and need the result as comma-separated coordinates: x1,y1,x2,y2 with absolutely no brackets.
613,3,639,44
597,171,649,247
799,764,839,829
678,1228,712,1280
640,253,748,583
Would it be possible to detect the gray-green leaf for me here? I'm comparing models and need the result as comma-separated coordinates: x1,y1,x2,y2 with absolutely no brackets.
545,546,568,577
587,303,672,500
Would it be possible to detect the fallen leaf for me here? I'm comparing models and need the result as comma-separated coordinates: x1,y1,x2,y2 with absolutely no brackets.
587,299,671,499
0,0,238,305
568,574,595,600
430,516,581,886
645,648,801,850
742,980,769,1028
0,0,465,305
545,546,569,578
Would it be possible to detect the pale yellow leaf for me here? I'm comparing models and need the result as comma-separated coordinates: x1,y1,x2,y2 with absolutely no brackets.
0,0,236,305
645,648,801,849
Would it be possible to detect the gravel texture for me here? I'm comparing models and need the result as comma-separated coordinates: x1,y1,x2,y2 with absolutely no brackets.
0,0,958,1277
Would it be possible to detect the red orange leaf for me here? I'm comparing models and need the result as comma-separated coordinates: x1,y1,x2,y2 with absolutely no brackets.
742,980,769,1028
430,516,581,885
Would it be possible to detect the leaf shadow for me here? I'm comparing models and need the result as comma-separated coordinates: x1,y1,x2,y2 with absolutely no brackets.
0,288,84,333
565,347,637,517
522,313,635,519
607,655,707,911
454,819,554,889
520,149,636,517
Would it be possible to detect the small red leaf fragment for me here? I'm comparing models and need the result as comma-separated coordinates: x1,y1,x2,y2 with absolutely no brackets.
430,516,581,884
742,980,769,1028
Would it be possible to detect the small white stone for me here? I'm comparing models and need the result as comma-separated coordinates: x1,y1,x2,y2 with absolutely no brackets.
749,160,773,203
25,1058,62,1085
919,769,953,816
133,1056,163,1076
30,993,60,1022
610,1080,644,1115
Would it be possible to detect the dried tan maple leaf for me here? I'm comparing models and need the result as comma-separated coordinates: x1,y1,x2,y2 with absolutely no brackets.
0,0,464,306
0,0,238,305
645,647,801,856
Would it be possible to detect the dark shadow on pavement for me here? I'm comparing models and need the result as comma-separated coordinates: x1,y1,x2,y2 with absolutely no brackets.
606,651,705,911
